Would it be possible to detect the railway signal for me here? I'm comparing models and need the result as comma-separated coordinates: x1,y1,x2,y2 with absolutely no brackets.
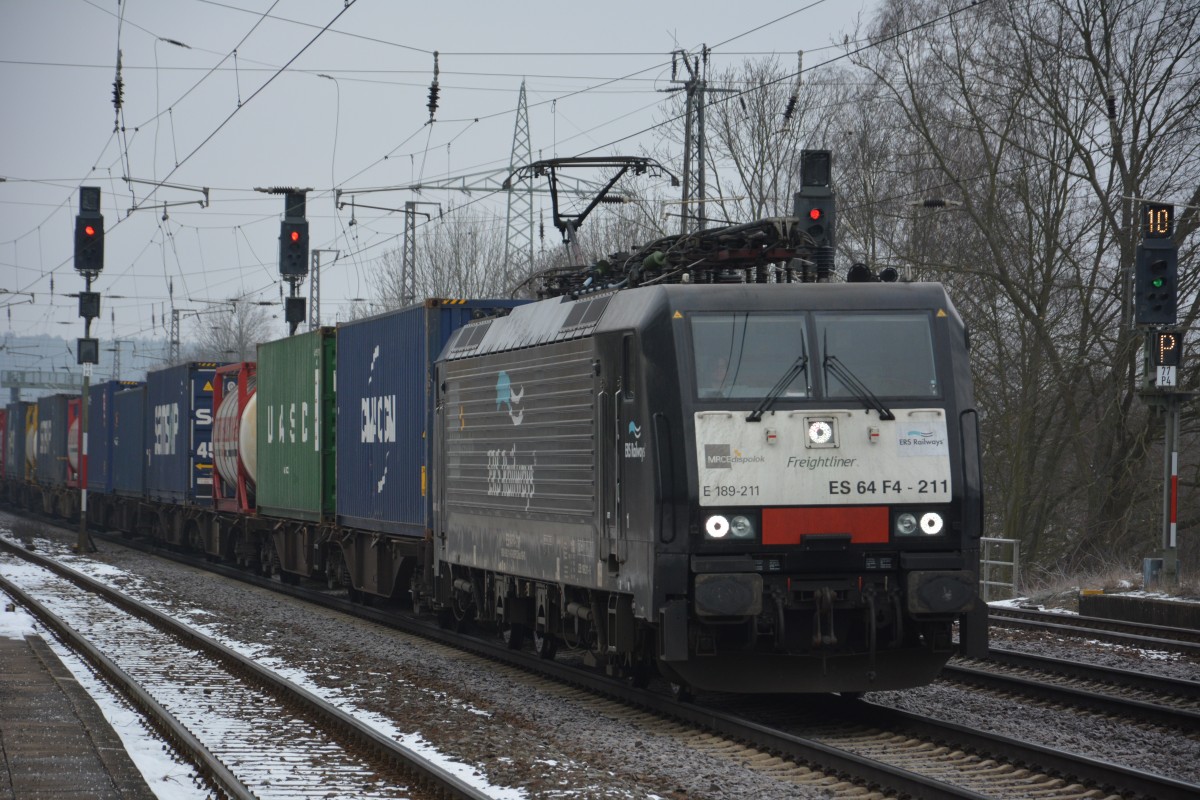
795,150,836,251
794,150,836,281
74,187,104,275
1134,244,1178,325
277,190,310,278
73,186,104,555
1134,202,1177,326
279,219,309,277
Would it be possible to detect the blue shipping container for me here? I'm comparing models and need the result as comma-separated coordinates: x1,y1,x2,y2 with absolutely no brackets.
144,362,222,504
3,401,30,481
336,298,528,535
88,380,142,495
35,394,70,487
112,386,146,498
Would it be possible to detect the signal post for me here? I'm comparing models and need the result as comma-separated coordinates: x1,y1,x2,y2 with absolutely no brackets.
1135,202,1188,587
74,187,104,554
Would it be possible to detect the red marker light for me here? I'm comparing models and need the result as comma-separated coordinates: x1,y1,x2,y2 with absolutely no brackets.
84,225,96,237
290,230,301,243
808,208,822,221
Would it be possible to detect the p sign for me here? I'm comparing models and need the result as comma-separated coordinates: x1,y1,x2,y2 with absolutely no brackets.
1150,331,1182,388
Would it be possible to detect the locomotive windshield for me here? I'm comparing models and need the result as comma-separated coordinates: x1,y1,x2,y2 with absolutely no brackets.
815,312,938,398
692,313,809,399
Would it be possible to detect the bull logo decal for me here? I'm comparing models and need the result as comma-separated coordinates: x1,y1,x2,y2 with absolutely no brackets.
496,371,524,426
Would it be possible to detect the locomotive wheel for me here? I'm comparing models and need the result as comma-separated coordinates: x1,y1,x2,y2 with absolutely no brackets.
625,663,653,689
501,623,527,650
533,629,558,660
436,594,474,632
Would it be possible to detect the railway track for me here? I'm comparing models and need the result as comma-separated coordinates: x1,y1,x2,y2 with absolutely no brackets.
699,691,1198,800
0,536,492,800
989,605,1200,654
945,648,1200,731
4,519,1199,799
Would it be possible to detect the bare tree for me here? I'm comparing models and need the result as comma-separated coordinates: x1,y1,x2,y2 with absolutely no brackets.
363,208,511,312
366,170,674,309
183,300,275,362
849,0,1199,570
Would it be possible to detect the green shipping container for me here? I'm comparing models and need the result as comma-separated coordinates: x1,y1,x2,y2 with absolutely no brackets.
256,327,336,521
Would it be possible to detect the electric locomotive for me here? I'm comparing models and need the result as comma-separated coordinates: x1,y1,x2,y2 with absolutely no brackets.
433,277,982,694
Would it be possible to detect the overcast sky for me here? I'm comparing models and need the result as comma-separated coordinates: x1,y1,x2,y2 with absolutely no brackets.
1,0,873,368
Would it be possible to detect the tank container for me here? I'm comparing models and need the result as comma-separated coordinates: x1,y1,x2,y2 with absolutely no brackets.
212,361,257,513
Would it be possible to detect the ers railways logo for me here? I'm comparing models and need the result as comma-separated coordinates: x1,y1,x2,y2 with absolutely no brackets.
496,371,525,425
896,420,949,457
625,421,646,460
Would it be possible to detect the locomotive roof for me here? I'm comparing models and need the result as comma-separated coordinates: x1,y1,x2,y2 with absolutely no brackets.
442,281,961,362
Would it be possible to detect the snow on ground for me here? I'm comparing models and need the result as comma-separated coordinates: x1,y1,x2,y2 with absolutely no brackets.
0,582,209,800
0,543,530,800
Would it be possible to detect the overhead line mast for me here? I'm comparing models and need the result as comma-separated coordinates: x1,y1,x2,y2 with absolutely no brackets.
504,81,535,294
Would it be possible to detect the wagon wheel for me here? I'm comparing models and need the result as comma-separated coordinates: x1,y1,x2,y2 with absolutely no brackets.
625,662,654,689
501,623,528,650
533,629,558,660
447,590,475,633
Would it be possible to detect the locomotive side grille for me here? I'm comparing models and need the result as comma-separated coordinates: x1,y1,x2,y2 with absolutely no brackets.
442,338,597,518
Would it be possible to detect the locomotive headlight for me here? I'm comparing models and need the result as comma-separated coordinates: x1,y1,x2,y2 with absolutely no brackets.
920,512,945,535
807,420,833,444
895,512,919,536
729,515,755,539
806,417,836,448
705,514,731,539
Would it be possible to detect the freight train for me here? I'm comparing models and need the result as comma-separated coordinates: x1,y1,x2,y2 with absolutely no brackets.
0,218,984,696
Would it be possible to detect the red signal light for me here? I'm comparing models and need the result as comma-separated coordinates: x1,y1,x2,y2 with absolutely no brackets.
290,230,301,243
808,208,822,221
84,224,96,237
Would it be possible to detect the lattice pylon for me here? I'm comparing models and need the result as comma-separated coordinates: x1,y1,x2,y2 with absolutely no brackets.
504,81,535,293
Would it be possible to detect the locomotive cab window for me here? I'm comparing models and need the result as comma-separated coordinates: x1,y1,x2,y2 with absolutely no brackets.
692,313,809,399
815,312,938,398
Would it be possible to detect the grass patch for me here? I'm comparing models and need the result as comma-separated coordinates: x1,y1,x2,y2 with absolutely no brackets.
1017,562,1199,610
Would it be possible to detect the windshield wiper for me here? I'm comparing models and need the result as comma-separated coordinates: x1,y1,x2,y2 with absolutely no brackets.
747,353,808,422
823,354,895,421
